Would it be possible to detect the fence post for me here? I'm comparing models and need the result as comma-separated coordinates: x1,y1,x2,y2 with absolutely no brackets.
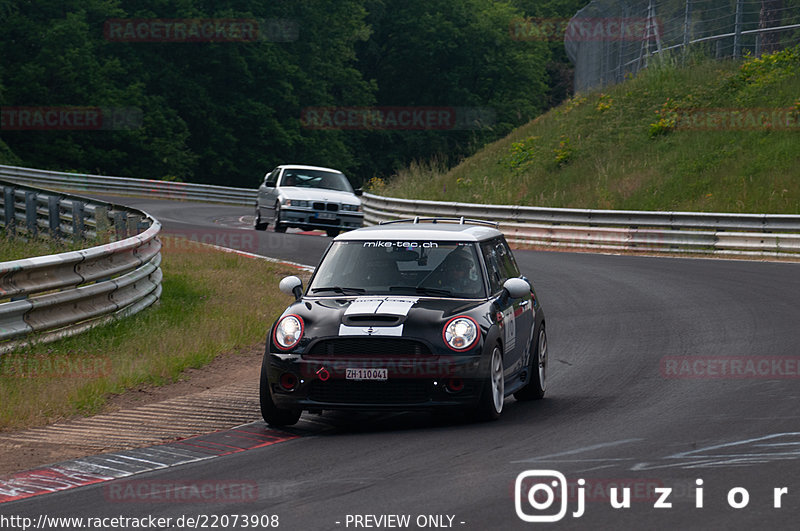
617,11,627,83
651,1,663,55
733,0,744,58
682,0,692,61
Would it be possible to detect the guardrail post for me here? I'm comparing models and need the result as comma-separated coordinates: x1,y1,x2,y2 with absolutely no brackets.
114,211,128,239
3,186,15,234
48,195,61,238
127,213,141,235
72,201,85,240
95,206,109,240
25,191,37,236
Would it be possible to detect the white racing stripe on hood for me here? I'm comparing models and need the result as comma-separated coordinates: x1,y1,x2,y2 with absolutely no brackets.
344,297,419,316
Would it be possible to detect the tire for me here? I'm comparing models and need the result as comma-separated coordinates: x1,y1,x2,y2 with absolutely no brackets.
273,203,287,233
473,345,504,421
259,354,301,426
326,228,340,237
514,326,547,401
254,206,268,231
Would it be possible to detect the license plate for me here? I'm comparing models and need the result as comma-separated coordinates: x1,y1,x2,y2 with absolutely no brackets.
346,368,388,381
316,212,336,220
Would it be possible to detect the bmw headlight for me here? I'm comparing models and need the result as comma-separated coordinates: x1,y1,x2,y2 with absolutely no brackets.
274,314,304,350
341,204,361,212
284,199,310,208
443,316,479,351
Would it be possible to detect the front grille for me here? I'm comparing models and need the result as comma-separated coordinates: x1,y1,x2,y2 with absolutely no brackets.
312,202,339,212
308,338,431,357
308,379,430,404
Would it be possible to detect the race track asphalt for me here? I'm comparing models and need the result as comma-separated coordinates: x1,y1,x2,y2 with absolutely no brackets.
3,196,800,530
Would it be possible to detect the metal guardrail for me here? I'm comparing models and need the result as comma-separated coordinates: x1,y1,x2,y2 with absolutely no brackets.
362,193,800,256
2,163,798,256
1,179,162,353
0,164,256,205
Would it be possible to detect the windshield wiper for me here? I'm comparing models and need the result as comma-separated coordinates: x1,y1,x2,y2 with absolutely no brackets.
310,286,366,294
389,286,452,296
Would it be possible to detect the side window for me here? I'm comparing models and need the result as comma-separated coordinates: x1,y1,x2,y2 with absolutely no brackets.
480,241,504,294
496,239,520,279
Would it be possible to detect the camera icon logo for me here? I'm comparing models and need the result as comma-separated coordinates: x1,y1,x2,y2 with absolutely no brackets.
514,470,569,522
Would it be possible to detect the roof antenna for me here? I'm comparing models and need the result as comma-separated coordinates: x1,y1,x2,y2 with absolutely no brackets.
413,216,420,224
459,216,465,224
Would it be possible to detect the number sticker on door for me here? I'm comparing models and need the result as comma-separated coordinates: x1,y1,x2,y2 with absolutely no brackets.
502,306,516,352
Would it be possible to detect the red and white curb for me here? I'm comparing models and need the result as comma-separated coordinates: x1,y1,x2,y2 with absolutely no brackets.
0,423,298,504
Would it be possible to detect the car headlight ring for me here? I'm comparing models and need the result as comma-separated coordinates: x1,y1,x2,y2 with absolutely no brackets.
443,316,480,351
274,314,304,350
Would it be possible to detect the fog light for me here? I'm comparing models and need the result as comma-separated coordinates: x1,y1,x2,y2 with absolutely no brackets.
280,372,298,391
446,378,465,393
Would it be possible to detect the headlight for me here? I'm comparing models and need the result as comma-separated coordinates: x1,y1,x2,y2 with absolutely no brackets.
284,199,310,208
443,316,479,351
274,314,304,350
341,204,361,212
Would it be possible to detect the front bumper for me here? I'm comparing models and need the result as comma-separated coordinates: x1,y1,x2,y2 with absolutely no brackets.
267,351,485,411
279,207,363,231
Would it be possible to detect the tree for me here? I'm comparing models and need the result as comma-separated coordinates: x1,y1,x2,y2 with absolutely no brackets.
354,0,551,179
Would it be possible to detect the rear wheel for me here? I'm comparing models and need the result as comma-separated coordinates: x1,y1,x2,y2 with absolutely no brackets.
473,345,504,421
254,206,268,231
514,326,547,401
259,354,301,426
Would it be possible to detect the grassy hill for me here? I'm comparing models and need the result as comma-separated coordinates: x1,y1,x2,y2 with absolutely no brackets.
371,46,800,214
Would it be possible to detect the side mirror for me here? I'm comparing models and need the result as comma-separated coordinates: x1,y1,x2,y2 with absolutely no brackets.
354,188,363,196
503,277,530,299
266,180,277,187
279,276,304,300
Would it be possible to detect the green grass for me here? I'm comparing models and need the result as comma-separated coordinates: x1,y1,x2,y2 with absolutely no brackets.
0,237,300,430
0,234,93,263
372,47,800,214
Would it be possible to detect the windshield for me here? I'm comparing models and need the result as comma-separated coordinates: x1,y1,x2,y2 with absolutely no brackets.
309,241,486,299
279,169,353,192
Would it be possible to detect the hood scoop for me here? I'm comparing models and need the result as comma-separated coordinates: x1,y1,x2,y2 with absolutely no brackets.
342,314,404,327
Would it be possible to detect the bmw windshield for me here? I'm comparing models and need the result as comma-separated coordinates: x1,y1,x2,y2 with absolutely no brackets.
279,169,354,192
309,241,487,299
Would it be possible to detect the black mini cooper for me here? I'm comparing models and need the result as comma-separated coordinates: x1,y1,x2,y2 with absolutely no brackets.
260,218,547,425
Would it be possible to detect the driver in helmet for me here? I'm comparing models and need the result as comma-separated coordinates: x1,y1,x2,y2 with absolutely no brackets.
437,248,482,296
